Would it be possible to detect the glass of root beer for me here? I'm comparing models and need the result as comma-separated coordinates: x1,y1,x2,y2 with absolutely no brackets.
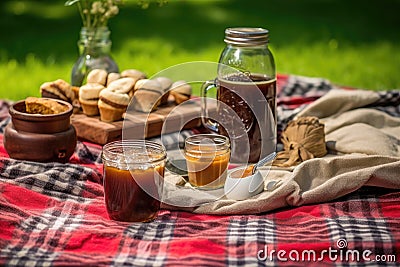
184,134,230,190
102,140,166,222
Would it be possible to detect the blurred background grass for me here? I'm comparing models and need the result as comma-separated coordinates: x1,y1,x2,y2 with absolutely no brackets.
0,0,399,100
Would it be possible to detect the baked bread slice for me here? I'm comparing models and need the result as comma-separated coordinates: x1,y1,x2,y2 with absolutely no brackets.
25,97,68,115
40,79,75,103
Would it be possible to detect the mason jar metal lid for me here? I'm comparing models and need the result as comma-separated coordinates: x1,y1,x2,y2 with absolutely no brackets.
224,27,269,46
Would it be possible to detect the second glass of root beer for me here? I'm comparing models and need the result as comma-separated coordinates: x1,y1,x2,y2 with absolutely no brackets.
102,140,166,222
184,134,230,190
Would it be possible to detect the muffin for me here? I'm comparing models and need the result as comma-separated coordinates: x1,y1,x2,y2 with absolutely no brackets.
170,80,192,104
98,88,130,122
87,69,108,86
79,83,105,116
131,79,163,113
154,77,172,105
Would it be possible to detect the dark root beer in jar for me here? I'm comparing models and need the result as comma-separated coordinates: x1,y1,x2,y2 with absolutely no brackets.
201,27,277,163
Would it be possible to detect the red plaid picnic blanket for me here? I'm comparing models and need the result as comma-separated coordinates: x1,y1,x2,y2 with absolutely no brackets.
1,74,399,266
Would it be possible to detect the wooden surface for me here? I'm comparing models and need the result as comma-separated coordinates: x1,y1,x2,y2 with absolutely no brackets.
71,99,208,145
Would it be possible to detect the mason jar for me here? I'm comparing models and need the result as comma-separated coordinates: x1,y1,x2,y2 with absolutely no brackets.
71,26,119,86
202,27,277,163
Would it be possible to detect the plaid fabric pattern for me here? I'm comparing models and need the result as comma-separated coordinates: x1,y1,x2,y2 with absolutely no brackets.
0,74,399,266
369,90,400,117
276,75,336,136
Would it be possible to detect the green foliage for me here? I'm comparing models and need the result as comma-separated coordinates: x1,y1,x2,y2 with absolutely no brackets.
0,0,399,100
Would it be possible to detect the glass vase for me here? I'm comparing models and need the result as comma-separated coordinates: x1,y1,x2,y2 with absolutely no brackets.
71,26,119,86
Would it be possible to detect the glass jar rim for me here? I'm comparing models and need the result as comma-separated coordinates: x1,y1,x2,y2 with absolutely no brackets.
102,139,166,164
224,27,269,46
185,134,230,151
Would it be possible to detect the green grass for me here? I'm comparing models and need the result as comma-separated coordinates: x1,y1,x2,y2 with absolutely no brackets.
1,0,399,101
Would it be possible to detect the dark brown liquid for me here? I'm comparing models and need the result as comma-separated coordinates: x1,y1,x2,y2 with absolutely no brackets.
217,73,276,163
103,166,164,222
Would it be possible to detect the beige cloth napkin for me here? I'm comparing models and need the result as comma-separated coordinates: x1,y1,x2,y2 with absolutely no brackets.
297,89,400,157
161,89,400,214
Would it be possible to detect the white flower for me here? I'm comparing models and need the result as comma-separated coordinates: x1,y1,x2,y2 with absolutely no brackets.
105,6,119,18
90,1,101,14
65,0,164,28
66,0,124,28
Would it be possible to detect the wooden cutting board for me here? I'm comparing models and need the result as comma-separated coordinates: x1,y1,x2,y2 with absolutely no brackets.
71,98,211,145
